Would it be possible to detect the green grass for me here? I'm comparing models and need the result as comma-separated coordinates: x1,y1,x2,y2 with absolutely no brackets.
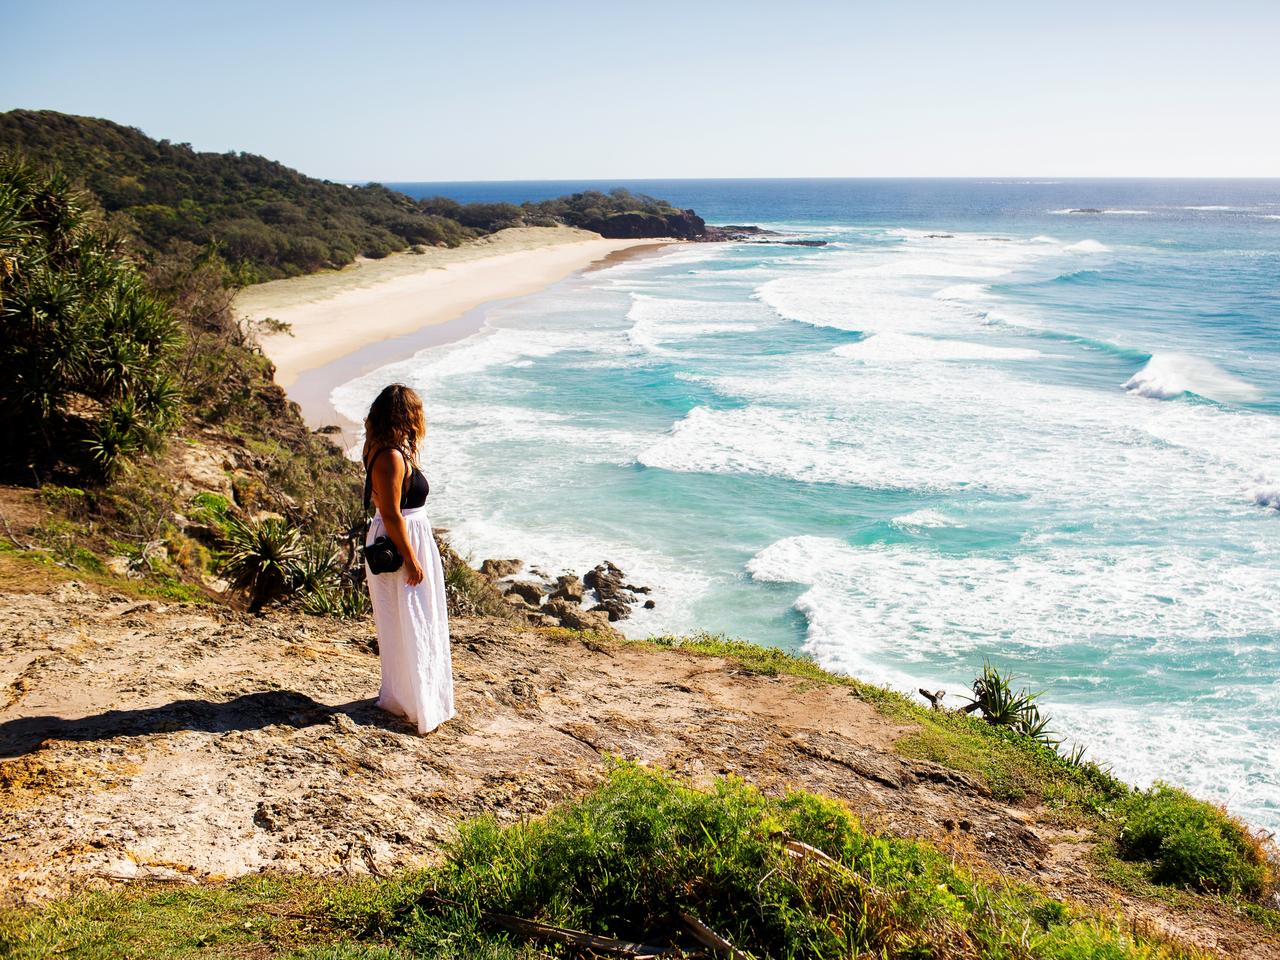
648,632,1125,814
644,634,1280,920
188,491,232,529
1092,843,1280,935
0,875,402,959
1,767,1207,960
0,537,207,605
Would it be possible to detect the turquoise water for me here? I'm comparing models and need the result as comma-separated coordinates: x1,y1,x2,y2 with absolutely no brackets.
336,181,1280,828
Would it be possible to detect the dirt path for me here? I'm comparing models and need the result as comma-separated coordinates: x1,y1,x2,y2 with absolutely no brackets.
1,582,1275,956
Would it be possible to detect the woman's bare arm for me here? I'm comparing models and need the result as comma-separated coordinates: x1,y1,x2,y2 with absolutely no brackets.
369,450,424,586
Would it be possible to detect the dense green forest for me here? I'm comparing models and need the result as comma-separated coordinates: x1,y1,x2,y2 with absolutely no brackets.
0,110,705,281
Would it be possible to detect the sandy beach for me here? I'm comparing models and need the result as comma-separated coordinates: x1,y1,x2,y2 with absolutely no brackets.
236,227,674,420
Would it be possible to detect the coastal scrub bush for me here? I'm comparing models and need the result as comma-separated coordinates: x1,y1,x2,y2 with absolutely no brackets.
299,577,372,620
295,537,372,619
1117,783,1273,898
372,764,1196,959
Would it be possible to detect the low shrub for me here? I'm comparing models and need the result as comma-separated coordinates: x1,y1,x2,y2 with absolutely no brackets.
1117,783,1273,898
299,577,371,619
371,764,1196,959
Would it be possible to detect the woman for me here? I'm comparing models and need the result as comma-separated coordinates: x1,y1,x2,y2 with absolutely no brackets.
362,383,453,734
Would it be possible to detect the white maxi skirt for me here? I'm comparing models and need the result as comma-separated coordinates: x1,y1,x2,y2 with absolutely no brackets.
365,506,454,733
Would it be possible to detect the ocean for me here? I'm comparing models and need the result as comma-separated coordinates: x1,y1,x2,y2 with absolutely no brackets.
335,179,1280,829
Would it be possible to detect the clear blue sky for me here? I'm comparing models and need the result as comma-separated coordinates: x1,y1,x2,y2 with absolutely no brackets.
4,0,1278,181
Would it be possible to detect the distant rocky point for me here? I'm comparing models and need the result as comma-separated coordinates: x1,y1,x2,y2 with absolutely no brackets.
589,209,707,240
701,224,827,246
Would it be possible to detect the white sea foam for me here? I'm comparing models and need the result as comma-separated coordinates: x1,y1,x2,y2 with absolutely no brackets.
1253,476,1280,510
748,536,1280,656
1065,239,1109,253
861,255,1012,279
1185,205,1234,211
1050,209,1147,216
744,534,1280,815
330,326,582,421
980,309,1040,329
756,273,959,334
889,509,963,529
639,349,1280,513
1124,353,1263,403
933,283,988,301
625,294,766,353
755,231,1067,335
835,333,1040,362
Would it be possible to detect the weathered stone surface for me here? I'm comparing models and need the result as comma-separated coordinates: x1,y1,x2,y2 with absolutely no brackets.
548,574,584,604
543,598,620,637
585,562,632,602
589,599,631,622
505,580,545,606
175,443,235,499
480,558,523,580
581,562,656,621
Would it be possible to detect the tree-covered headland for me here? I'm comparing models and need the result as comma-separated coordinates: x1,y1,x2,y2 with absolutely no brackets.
0,110,706,282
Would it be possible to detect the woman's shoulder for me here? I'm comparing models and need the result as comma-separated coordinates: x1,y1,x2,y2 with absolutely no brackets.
366,446,409,470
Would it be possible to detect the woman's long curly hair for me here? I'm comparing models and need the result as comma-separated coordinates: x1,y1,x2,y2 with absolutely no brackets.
363,384,425,465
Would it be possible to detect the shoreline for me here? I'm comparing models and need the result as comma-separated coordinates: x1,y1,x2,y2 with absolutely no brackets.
235,227,677,431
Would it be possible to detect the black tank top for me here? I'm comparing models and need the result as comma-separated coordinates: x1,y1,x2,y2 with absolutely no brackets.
363,447,429,511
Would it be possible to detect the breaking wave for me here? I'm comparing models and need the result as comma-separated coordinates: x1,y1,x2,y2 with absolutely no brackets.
1065,239,1110,253
1123,353,1263,403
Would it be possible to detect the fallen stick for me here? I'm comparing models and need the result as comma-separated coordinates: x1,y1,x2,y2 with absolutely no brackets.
677,910,749,959
415,891,679,958
485,911,678,958
783,839,845,870
918,688,945,710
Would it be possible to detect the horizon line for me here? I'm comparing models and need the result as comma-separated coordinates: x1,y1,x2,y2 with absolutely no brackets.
354,175,1280,185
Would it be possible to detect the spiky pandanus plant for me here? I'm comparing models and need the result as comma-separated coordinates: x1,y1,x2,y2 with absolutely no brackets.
220,516,303,613
967,660,1056,745
0,155,183,477
293,536,373,619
